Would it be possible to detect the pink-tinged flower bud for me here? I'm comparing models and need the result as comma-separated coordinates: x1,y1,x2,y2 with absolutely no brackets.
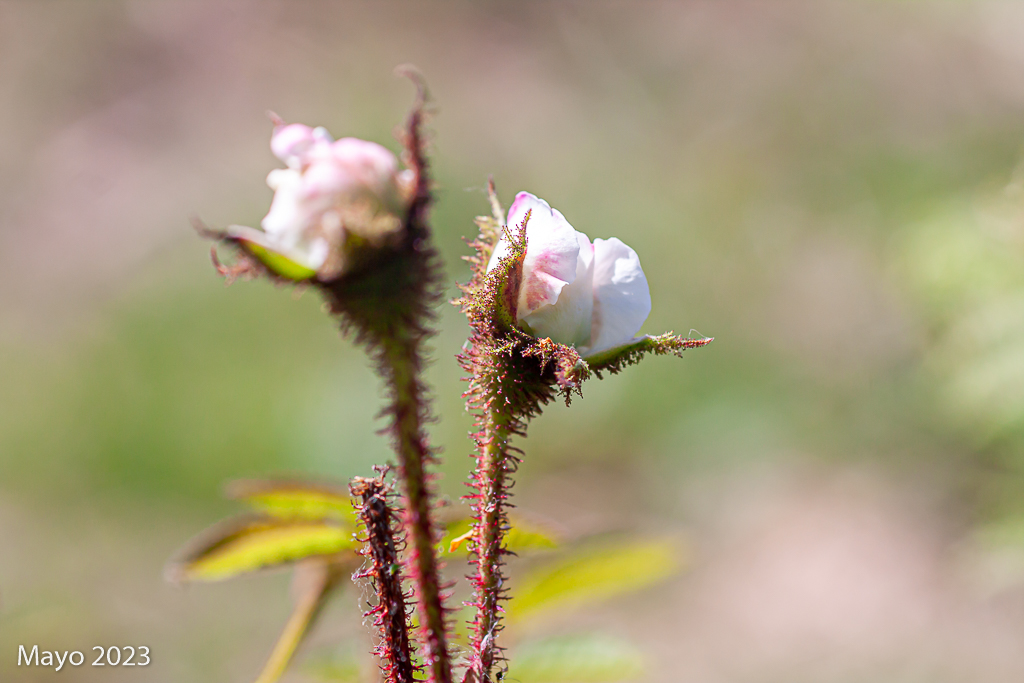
487,192,652,358
229,120,415,279
269,123,326,169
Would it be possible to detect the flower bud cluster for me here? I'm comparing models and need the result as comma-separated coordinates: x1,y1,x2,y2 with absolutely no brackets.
197,90,711,683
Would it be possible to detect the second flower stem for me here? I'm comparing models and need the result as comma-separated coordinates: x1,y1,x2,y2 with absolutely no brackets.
467,371,519,683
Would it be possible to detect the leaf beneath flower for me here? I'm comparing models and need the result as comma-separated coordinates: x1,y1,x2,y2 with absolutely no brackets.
227,479,357,526
165,515,355,582
506,538,684,622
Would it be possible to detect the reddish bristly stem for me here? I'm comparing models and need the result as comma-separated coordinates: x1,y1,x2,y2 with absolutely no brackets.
461,345,552,683
464,377,518,682
455,181,584,683
351,473,416,683
387,84,452,683
321,78,453,683
454,186,533,683
382,340,451,683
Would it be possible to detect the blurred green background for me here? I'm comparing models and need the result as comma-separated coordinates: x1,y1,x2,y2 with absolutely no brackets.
5,1,1024,681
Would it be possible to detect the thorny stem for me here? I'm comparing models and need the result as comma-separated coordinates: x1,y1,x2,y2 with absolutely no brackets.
455,180,712,682
351,473,415,683
468,391,516,682
463,346,558,683
381,343,452,683
318,72,452,683
457,184,548,683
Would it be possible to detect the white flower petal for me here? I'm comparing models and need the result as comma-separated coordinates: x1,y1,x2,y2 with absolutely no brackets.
301,159,357,209
522,231,595,347
256,123,410,277
261,169,307,239
311,126,333,144
582,237,652,357
271,124,317,169
487,192,580,319
330,138,399,181
296,138,404,215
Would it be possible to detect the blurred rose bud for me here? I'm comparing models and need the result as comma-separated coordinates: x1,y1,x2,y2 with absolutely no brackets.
229,121,415,280
488,192,652,359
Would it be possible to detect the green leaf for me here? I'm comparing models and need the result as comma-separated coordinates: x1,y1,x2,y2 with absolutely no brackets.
507,539,683,622
227,479,357,526
166,515,355,582
443,513,562,555
510,634,645,683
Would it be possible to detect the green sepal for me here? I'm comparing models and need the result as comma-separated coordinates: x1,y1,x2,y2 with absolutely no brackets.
521,336,590,394
585,332,714,375
237,239,318,281
470,214,502,271
489,220,526,331
457,210,531,333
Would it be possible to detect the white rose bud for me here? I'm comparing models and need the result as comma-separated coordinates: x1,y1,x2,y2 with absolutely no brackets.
487,192,652,359
229,122,414,279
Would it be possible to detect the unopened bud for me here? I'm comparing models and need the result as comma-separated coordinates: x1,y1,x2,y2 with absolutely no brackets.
229,120,415,280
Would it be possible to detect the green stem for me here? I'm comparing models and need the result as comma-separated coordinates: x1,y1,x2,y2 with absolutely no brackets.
253,562,337,683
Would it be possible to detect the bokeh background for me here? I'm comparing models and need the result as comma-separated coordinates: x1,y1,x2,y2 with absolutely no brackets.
5,1,1024,681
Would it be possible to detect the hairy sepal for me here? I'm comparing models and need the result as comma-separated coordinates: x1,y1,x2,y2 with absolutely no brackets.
458,211,528,334
231,233,319,281
585,332,714,377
